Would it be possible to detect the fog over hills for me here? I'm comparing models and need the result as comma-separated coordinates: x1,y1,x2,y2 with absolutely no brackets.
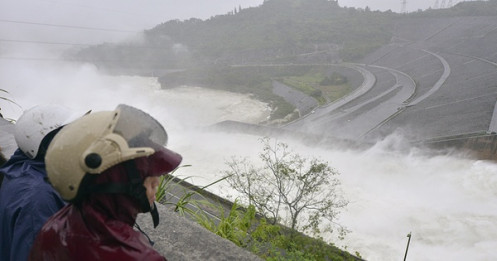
286,14,497,143
74,0,497,144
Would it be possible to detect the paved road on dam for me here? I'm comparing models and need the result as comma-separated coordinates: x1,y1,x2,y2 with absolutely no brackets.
283,63,418,140
408,49,450,106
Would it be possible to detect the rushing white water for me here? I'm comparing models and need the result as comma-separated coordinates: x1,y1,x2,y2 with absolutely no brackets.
1,61,496,261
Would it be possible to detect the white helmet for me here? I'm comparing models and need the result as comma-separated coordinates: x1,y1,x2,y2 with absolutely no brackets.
14,104,83,159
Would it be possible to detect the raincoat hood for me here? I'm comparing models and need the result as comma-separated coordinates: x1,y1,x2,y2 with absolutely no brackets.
0,148,66,261
0,149,45,179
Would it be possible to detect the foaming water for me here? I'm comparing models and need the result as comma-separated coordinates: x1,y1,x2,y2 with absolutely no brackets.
1,62,496,261
185,132,497,261
0,61,270,129
327,140,497,261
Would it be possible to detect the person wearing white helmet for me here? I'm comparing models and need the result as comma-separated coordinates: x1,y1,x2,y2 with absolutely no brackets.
0,104,84,261
29,104,182,261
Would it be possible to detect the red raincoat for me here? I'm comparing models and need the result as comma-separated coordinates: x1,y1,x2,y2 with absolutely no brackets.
28,160,168,261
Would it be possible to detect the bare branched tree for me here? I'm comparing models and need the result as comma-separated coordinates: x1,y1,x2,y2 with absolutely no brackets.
224,137,348,238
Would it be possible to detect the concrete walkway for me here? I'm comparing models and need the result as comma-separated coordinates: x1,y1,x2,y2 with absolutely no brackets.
136,203,262,261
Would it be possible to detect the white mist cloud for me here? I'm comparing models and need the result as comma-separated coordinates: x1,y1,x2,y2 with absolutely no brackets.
180,127,497,261
1,1,496,260
0,60,269,127
285,136,497,261
2,57,497,261
0,0,265,47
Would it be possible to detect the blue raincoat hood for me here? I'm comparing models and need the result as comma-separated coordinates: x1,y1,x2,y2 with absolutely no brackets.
0,148,66,261
0,149,46,178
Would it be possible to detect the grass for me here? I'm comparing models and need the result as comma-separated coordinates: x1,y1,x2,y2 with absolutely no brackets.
318,83,352,102
156,170,362,261
279,71,352,105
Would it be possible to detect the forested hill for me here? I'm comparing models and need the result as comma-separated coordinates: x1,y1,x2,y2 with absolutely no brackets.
72,0,395,71
143,0,394,62
71,0,497,74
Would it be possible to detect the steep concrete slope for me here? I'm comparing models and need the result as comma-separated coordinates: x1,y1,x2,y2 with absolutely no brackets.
365,16,497,141
285,16,497,143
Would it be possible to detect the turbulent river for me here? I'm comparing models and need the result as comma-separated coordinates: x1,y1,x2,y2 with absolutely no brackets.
2,61,497,261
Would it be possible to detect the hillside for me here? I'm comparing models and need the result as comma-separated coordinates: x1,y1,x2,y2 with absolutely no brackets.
71,0,396,71
71,0,497,145
269,1,497,149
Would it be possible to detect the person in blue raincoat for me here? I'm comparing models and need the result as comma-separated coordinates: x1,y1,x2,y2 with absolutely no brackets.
0,105,83,261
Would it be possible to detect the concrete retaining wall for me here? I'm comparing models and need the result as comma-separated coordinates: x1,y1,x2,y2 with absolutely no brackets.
420,133,497,161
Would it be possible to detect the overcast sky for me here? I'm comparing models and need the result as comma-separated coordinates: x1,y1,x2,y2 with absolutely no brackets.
0,0,464,53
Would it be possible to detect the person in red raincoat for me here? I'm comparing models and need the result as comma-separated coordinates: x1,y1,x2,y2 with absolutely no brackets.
29,104,182,261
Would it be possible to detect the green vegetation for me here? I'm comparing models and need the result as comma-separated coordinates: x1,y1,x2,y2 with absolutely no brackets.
155,165,192,203
409,0,497,17
75,0,497,72
320,72,347,86
140,0,394,65
281,74,326,104
156,138,357,260
72,0,399,122
223,137,348,237
279,70,350,104
72,0,497,124
158,184,359,260
73,0,396,71
199,201,359,261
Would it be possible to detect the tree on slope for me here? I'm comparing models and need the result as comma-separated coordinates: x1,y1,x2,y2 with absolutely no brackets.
223,137,348,238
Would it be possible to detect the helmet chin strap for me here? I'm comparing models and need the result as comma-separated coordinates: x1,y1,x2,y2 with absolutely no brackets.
81,160,161,228
123,160,160,228
150,202,159,227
